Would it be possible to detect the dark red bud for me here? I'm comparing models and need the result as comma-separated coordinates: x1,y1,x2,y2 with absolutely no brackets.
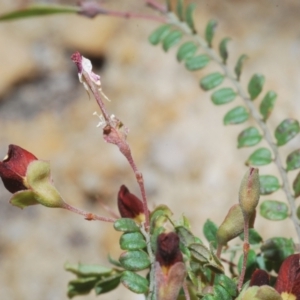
0,145,37,193
118,185,145,220
250,269,270,287
156,232,183,271
274,253,300,300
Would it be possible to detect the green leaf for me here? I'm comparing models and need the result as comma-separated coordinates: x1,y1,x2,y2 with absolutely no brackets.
176,42,198,62
205,19,217,47
185,3,196,33
286,149,300,171
259,175,281,195
203,219,218,248
162,30,183,52
275,118,300,146
114,218,140,233
176,226,197,247
261,237,294,272
234,54,248,81
176,0,184,20
67,276,98,298
185,54,210,71
121,271,149,294
237,127,262,148
9,190,39,209
237,249,258,280
259,91,277,121
215,274,237,297
239,229,263,245
246,148,272,166
120,232,146,250
148,24,171,45
189,243,211,263
94,273,122,295
297,205,300,219
108,255,122,267
64,262,112,277
223,106,249,125
0,4,79,21
214,284,231,300
293,171,300,198
119,250,150,271
211,87,236,105
248,73,265,100
260,200,289,221
150,204,173,232
200,72,224,91
219,38,231,64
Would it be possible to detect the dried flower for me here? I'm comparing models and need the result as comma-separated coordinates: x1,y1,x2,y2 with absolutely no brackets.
0,144,37,193
71,51,100,91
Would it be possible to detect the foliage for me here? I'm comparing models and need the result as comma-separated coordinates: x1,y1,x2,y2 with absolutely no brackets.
0,1,300,300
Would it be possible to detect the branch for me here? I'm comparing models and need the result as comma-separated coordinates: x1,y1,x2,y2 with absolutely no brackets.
167,12,300,242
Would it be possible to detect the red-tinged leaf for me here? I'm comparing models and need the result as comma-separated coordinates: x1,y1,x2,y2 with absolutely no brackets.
275,119,300,146
274,253,300,300
286,149,300,171
293,171,300,198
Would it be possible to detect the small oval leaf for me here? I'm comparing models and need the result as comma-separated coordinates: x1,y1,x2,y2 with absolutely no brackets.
219,37,231,64
293,171,300,198
260,200,289,221
286,149,300,171
239,229,263,245
234,54,248,81
176,41,198,62
119,250,150,271
237,127,262,148
248,73,265,100
120,232,146,250
148,24,171,45
211,87,236,105
259,175,281,195
223,106,249,125
203,219,218,249
200,72,224,91
259,91,277,122
162,30,183,52
246,148,272,166
185,3,196,33
205,19,217,47
114,218,140,233
185,54,210,71
121,271,149,294
275,119,300,146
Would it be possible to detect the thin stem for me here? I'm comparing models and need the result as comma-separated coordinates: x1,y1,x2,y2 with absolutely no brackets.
141,224,155,300
63,202,117,222
168,12,300,242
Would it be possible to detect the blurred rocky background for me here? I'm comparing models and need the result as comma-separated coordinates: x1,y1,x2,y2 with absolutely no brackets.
0,0,300,299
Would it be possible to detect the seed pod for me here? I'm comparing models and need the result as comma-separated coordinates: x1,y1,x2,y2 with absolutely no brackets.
239,168,260,216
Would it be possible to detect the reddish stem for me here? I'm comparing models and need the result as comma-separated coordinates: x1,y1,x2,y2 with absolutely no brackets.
145,0,167,13
63,202,117,222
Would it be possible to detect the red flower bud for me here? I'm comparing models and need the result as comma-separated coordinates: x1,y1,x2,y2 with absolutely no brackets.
250,269,270,287
0,145,37,193
275,253,300,300
118,185,145,222
156,232,183,274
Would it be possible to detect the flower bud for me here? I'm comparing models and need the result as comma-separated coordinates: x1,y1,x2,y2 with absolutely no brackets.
274,253,300,300
118,185,146,223
250,269,270,287
217,204,256,246
239,168,260,216
155,232,185,300
155,232,183,274
0,144,37,193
